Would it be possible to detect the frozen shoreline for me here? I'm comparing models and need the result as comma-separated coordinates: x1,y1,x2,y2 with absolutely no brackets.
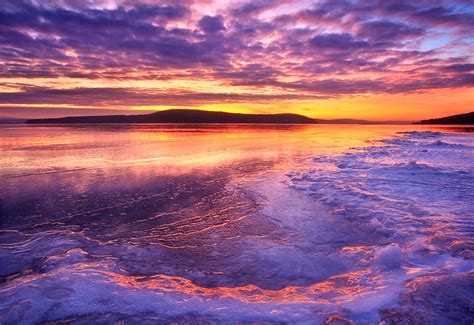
285,130,474,323
1,126,473,324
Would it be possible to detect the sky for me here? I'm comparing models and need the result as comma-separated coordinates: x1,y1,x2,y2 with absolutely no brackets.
0,0,473,121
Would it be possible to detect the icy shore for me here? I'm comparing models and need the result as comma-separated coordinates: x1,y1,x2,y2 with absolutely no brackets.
1,126,473,324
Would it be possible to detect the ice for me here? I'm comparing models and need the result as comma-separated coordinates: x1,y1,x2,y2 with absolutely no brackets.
1,126,473,324
374,244,403,269
286,130,474,322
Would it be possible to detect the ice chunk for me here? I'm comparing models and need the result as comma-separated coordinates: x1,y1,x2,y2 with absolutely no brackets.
375,244,403,269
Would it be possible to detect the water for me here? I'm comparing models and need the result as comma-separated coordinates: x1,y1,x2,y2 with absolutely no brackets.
1,124,473,324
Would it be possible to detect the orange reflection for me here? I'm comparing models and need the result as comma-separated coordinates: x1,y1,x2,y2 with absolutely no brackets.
109,269,377,304
1,124,461,198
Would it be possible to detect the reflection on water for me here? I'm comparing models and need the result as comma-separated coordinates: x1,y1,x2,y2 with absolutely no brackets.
0,124,398,204
0,124,473,324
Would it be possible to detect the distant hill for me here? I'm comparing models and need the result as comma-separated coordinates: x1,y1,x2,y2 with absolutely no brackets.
0,117,27,124
415,112,474,125
25,109,318,124
23,109,406,125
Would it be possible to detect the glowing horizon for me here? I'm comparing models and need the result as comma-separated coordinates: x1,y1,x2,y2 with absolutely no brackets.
1,0,473,121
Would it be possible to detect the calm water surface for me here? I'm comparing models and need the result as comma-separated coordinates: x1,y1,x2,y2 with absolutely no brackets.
1,124,473,324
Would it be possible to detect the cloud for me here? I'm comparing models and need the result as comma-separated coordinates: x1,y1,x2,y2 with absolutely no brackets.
198,15,225,33
309,33,370,50
356,20,425,40
442,63,474,72
229,0,284,17
412,6,474,29
0,0,473,108
0,87,321,107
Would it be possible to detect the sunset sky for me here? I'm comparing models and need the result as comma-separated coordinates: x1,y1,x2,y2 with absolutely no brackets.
0,0,473,121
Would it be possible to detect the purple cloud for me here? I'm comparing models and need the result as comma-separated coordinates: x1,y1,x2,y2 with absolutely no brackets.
309,33,370,50
0,87,321,107
198,15,226,33
0,0,473,108
356,20,425,40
